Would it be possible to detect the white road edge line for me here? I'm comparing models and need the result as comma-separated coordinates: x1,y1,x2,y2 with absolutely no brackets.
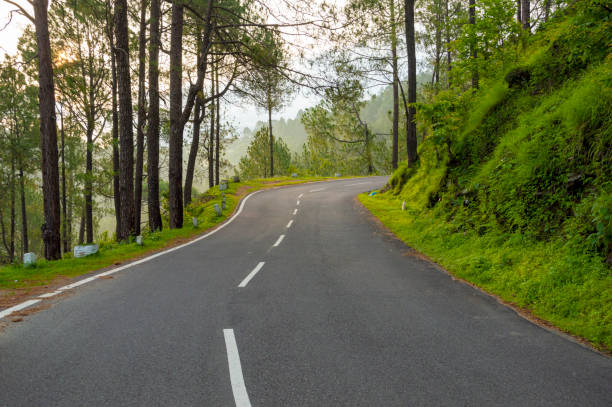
286,220,294,228
273,234,285,247
293,209,298,215
0,299,41,320
38,291,62,299
238,262,265,288
345,182,370,187
223,329,252,407
309,187,326,192
0,190,264,321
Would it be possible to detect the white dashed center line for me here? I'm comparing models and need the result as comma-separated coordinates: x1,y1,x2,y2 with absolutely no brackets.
223,329,252,407
273,235,285,247
286,220,294,228
293,209,298,215
238,262,265,288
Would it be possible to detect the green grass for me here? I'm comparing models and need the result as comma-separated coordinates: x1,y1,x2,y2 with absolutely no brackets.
360,190,612,351
0,175,355,293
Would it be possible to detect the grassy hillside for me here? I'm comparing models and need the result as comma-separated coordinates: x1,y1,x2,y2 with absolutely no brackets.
361,4,612,349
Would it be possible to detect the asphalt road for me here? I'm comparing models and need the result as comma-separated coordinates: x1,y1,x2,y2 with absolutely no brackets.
1,176,611,406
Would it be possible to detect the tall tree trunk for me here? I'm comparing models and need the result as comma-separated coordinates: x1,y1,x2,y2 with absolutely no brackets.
434,3,442,88
168,2,184,229
208,69,215,189
67,172,73,250
0,208,8,260
390,0,399,170
19,165,28,255
517,0,521,23
521,0,530,31
404,0,418,166
185,97,203,205
469,0,479,90
184,30,204,205
134,0,148,235
109,15,122,239
78,204,85,245
147,0,162,232
445,0,452,88
9,156,15,262
60,108,68,253
215,67,220,185
544,0,550,22
268,92,274,178
114,0,136,241
85,123,94,244
365,124,373,175
33,0,61,260
85,45,95,245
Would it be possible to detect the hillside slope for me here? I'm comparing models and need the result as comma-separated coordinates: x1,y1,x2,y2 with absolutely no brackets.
361,3,612,349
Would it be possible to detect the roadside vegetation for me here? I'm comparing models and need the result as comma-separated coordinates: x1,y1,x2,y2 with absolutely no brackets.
361,2,612,349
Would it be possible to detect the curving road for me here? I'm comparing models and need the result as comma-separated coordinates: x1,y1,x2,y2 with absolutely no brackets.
0,176,611,406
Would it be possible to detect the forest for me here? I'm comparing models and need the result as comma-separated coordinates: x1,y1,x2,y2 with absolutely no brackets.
0,0,610,350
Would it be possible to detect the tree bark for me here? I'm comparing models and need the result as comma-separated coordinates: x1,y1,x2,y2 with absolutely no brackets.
114,0,135,241
9,156,15,262
19,165,28,255
147,0,162,232
168,2,184,229
0,208,8,261
517,0,521,23
33,0,61,259
184,29,204,205
445,0,452,88
134,0,148,235
390,0,399,170
521,0,530,31
208,68,215,189
60,108,68,252
215,67,221,185
185,97,203,205
365,124,373,175
85,116,94,244
434,3,442,87
67,172,73,250
78,204,85,245
469,0,479,90
268,91,274,177
108,8,122,239
404,0,418,166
